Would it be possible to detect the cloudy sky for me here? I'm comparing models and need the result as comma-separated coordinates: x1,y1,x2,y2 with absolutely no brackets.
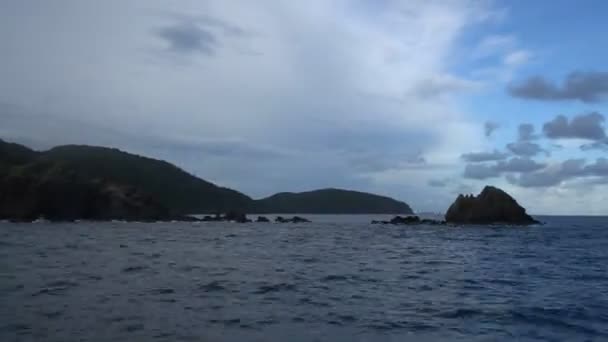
1,0,608,214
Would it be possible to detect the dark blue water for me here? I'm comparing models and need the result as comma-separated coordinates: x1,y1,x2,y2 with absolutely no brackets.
1,215,607,342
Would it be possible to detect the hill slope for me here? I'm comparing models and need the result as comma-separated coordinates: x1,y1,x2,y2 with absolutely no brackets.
253,188,413,214
0,139,38,167
40,145,252,214
0,139,414,215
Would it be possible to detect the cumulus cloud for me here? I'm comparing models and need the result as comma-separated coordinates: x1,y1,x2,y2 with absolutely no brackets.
517,123,538,141
484,121,499,137
508,71,608,103
494,157,545,173
508,158,608,188
507,159,586,187
503,123,546,157
506,141,546,157
581,140,608,151
543,112,606,141
461,150,509,163
0,0,501,211
463,157,545,180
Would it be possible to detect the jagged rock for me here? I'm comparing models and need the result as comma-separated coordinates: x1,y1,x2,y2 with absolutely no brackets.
390,215,420,224
445,185,538,225
372,216,445,225
291,216,311,223
223,211,250,223
275,216,311,223
0,161,178,222
256,216,270,222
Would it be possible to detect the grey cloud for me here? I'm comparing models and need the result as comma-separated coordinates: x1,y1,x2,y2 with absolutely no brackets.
451,183,474,195
508,71,608,103
156,14,250,55
154,138,290,160
428,179,447,187
484,121,499,137
585,158,608,176
543,112,606,141
504,123,546,157
461,150,508,163
508,158,608,188
163,12,251,37
157,22,218,54
507,159,586,188
506,141,546,157
494,157,545,173
517,123,537,141
463,157,545,180
463,163,500,179
581,140,608,151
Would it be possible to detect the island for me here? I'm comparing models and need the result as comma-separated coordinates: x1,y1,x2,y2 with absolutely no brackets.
445,185,539,225
0,139,413,222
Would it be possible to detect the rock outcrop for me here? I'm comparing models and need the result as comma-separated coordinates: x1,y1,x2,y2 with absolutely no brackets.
0,161,179,222
371,216,445,225
256,216,270,222
445,186,538,225
275,216,311,223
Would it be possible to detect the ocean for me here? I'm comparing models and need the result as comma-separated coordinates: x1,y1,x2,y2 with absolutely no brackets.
1,215,607,341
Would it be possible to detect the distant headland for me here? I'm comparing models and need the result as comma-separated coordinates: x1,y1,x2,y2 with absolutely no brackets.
0,139,413,222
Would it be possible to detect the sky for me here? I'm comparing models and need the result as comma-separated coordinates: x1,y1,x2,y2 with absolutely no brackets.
1,0,608,215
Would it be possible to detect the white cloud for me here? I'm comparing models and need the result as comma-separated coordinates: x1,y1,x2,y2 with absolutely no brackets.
473,34,516,58
503,50,531,67
0,0,522,212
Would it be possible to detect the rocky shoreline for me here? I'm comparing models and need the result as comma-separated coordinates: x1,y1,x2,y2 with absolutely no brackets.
1,185,538,225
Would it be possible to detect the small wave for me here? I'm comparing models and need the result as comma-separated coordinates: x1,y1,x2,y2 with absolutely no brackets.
328,312,357,323
301,257,319,263
75,273,103,281
0,240,15,247
198,281,226,292
179,265,201,272
253,283,296,294
255,318,277,327
437,308,483,319
209,318,241,327
299,297,330,307
32,280,79,297
573,274,608,281
122,323,144,332
122,265,147,273
150,288,175,295
367,321,407,331
511,308,604,336
2,323,30,333
291,316,307,323
320,275,348,282
37,310,63,319
487,278,521,286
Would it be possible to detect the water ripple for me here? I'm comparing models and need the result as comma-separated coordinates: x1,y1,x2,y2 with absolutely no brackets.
1,216,608,341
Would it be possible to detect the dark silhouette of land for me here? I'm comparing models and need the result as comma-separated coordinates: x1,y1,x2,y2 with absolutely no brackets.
0,139,413,222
